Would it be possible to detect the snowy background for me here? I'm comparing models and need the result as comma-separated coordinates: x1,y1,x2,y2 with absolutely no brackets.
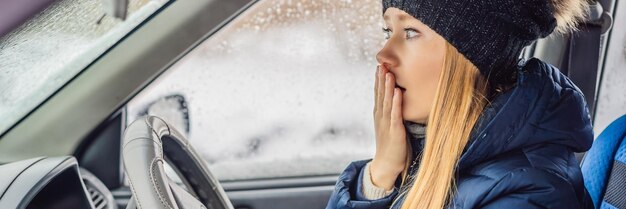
127,0,387,181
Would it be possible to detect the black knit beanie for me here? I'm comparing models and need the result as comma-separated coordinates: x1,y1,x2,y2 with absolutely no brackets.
382,0,558,87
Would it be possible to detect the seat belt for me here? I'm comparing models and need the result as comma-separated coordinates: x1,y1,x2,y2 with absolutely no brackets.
566,0,613,121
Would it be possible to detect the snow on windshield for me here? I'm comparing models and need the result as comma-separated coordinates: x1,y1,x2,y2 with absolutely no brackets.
127,0,386,181
0,0,167,135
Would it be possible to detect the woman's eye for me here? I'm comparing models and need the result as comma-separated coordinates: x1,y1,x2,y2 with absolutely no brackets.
405,28,419,39
382,27,392,40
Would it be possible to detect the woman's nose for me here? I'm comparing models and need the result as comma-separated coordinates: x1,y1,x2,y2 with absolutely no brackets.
376,43,398,72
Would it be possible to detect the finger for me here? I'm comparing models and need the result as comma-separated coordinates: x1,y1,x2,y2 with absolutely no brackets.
374,66,380,128
376,65,386,117
374,65,379,111
390,88,403,126
382,72,394,122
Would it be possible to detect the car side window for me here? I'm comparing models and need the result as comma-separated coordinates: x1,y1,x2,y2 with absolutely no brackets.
125,0,384,181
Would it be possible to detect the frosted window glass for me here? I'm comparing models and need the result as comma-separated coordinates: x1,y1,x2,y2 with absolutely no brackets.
0,0,168,134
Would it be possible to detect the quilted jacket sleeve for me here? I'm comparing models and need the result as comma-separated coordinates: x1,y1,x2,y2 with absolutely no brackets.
325,159,400,209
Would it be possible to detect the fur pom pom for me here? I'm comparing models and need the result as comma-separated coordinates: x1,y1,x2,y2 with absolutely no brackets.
549,0,590,34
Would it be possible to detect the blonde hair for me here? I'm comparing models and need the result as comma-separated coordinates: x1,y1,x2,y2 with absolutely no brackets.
395,41,489,209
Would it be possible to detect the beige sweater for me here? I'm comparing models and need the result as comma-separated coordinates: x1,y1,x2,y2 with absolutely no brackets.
361,162,395,199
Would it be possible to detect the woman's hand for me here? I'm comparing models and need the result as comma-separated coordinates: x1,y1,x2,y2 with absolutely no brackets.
370,64,408,191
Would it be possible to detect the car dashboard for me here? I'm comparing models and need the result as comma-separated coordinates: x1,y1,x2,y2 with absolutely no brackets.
0,156,115,209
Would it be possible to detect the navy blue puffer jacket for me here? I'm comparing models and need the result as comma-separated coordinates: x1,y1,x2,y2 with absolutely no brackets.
325,58,595,209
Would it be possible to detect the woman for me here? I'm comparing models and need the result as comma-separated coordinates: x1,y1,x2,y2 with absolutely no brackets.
326,0,595,209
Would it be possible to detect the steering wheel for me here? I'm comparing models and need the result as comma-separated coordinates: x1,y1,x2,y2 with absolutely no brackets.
122,116,233,209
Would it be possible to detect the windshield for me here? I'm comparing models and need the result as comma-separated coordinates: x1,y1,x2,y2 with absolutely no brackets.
0,0,168,135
